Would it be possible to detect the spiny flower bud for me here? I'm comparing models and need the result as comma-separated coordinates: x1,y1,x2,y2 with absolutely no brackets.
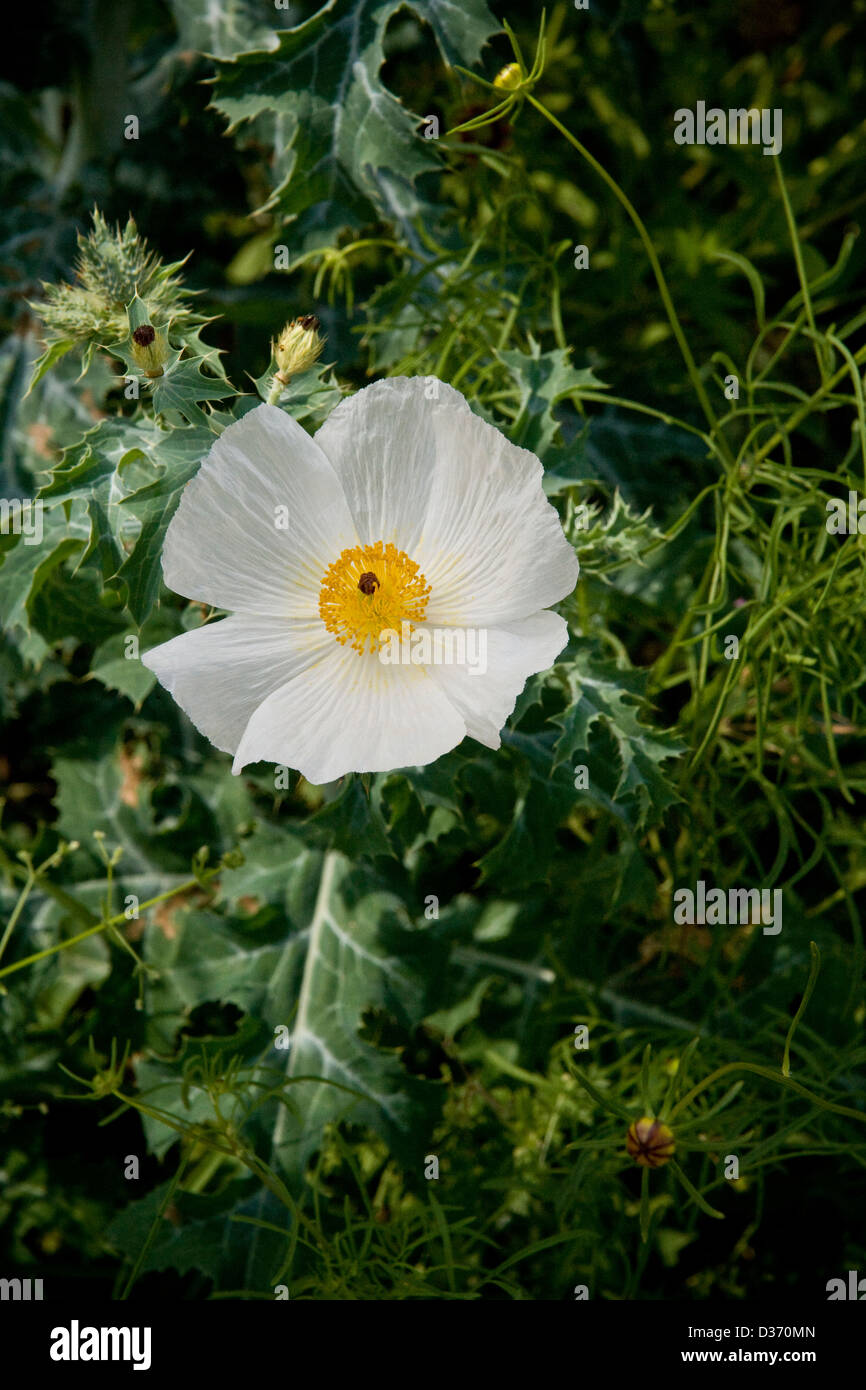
493,62,522,91
131,323,169,378
34,209,200,352
272,314,324,385
626,1116,676,1168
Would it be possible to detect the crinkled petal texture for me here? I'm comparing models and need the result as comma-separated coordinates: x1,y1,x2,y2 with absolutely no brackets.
420,611,570,750
314,377,579,626
142,615,330,754
233,645,467,784
144,383,579,783
161,404,357,617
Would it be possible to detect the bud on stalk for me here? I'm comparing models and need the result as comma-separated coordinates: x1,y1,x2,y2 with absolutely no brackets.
267,315,324,403
626,1116,676,1168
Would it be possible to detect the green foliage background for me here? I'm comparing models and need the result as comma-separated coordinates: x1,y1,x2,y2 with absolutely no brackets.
1,0,866,1300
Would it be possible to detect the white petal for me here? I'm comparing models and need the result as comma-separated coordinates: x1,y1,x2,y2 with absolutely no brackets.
142,615,330,752
424,610,570,749
232,643,466,783
162,404,357,615
312,376,472,551
313,377,578,627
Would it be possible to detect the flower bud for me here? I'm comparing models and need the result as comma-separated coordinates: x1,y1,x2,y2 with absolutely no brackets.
130,323,169,378
272,314,324,385
626,1116,675,1168
493,63,522,91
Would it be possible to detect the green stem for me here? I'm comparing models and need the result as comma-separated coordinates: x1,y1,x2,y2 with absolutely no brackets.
752,342,866,464
574,390,712,443
119,1150,190,1300
0,868,221,981
0,847,97,928
647,562,714,695
185,1146,227,1195
669,1159,724,1220
669,1062,866,1127
0,866,37,967
527,94,724,446
773,156,826,386
639,1166,651,1243
782,942,821,1078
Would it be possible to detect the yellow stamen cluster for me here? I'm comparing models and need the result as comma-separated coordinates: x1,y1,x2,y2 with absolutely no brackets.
319,541,431,655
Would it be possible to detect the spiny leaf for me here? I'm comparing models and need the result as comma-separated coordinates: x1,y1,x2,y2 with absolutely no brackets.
149,359,235,429
165,0,289,59
550,648,685,826
0,505,86,637
89,612,177,709
496,338,607,457
210,0,499,250
107,1180,254,1285
142,839,445,1180
116,430,212,625
39,414,213,627
562,485,666,574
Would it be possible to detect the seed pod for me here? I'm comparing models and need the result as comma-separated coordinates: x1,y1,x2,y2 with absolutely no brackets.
626,1116,675,1168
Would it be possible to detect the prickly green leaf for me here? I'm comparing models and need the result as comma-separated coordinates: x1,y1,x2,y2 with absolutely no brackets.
117,428,213,625
38,416,213,627
496,339,607,457
142,839,443,1178
106,1180,254,1285
550,648,685,827
24,337,76,397
149,357,235,428
210,0,499,248
0,506,86,637
89,612,177,708
165,0,287,58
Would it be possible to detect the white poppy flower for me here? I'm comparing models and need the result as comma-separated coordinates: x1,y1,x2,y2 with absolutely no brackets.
142,377,578,784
